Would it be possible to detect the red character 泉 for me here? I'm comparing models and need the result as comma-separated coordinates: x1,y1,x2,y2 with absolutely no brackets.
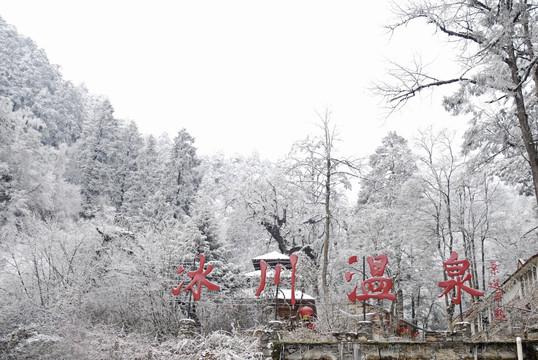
172,253,220,301
255,254,298,306
346,254,396,302
438,252,483,305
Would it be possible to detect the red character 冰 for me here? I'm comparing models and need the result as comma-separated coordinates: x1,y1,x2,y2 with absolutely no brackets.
172,253,220,301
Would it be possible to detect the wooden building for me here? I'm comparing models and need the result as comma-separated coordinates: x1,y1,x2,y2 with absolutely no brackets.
276,289,317,320
252,251,293,270
463,253,538,340
247,251,317,321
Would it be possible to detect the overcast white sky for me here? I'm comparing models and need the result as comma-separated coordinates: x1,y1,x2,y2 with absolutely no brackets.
1,0,468,160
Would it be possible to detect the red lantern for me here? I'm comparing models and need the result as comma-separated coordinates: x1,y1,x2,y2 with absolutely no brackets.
299,306,314,319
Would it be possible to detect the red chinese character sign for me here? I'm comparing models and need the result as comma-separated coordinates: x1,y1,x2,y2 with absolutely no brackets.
488,260,507,321
346,254,396,302
487,260,500,276
255,254,298,305
438,252,483,305
172,254,220,301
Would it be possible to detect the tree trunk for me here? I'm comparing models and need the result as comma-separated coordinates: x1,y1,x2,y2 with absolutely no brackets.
321,156,331,299
261,220,288,254
506,41,538,204
441,268,455,331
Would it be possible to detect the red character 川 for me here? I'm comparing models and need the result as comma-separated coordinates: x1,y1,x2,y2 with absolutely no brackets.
255,254,298,305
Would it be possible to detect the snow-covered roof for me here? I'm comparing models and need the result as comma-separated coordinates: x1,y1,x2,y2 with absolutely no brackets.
244,269,291,277
253,251,290,260
277,289,315,301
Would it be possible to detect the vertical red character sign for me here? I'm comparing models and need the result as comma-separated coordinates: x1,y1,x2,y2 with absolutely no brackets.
255,254,298,305
488,260,507,321
346,254,396,302
438,252,483,305
172,254,220,301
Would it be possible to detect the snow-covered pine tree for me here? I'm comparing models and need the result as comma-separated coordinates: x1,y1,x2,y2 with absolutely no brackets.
0,16,86,146
354,132,424,330
164,129,201,219
78,97,121,218
115,120,144,224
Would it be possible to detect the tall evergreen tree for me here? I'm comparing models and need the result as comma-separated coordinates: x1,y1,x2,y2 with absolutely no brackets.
165,129,201,219
78,97,120,218
355,132,422,328
0,16,86,146
115,120,143,219
124,134,163,229
358,132,418,205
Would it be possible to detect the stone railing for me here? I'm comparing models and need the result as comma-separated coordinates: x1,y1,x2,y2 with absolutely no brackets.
271,340,535,360
259,319,538,360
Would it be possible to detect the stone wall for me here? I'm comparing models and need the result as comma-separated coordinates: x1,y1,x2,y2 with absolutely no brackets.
271,340,538,360
260,319,538,359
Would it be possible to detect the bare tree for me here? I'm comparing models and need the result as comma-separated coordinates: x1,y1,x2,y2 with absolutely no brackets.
415,129,461,328
415,128,503,327
378,0,538,206
285,110,359,299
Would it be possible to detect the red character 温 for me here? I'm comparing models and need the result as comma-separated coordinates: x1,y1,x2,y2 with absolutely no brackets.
346,254,396,302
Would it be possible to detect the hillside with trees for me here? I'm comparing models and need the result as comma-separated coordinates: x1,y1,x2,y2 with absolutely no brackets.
1,13,537,358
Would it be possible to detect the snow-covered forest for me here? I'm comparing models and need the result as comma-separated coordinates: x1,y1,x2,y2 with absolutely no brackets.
1,7,538,358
